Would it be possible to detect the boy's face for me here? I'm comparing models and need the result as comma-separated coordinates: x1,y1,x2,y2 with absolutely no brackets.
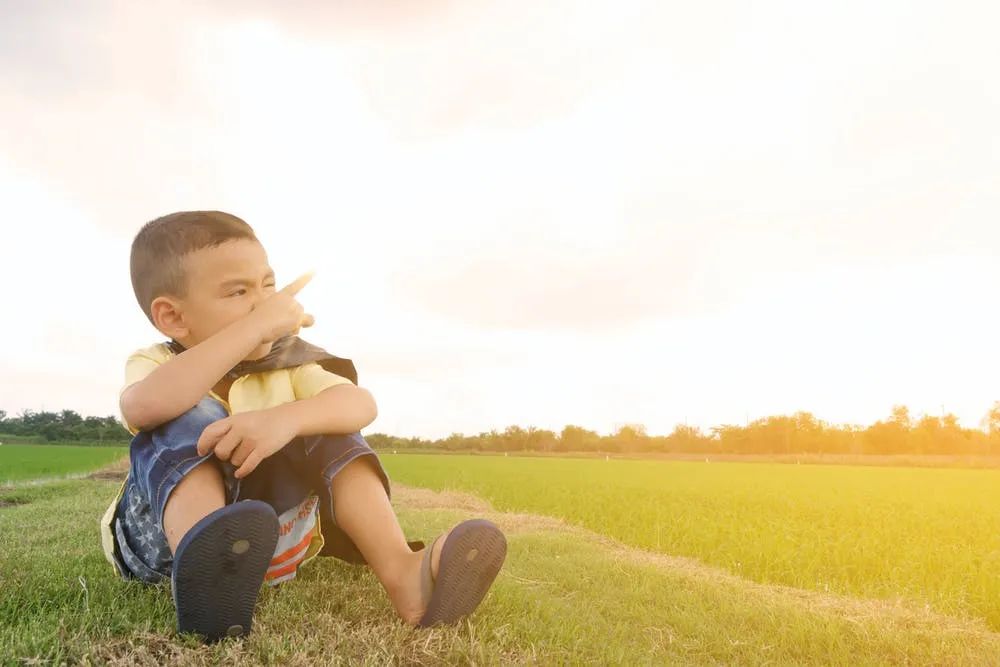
154,238,277,361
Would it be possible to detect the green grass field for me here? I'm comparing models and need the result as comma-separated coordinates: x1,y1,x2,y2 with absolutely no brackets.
2,448,999,664
382,453,1000,632
0,444,126,483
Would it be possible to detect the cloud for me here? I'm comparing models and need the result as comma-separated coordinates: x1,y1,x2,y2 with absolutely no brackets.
202,0,655,137
2,1,1000,437
388,233,707,332
0,3,233,235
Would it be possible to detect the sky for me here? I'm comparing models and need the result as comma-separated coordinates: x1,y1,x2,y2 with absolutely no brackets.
1,1,999,439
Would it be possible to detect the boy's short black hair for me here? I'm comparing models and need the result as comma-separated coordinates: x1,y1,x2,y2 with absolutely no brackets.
130,211,258,324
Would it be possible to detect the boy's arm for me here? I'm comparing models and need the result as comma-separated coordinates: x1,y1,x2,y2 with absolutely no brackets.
273,384,378,437
119,318,261,432
197,384,378,479
120,271,313,433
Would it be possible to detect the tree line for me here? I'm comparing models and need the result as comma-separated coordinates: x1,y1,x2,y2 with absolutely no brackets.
365,404,1000,456
3,403,1000,456
0,409,131,444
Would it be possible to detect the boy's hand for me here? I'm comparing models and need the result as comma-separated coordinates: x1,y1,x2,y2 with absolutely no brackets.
197,409,300,479
247,271,317,345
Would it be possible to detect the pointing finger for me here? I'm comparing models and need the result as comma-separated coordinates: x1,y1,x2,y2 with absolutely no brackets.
291,313,315,336
280,270,315,297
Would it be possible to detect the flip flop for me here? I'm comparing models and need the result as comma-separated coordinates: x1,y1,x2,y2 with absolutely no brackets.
417,518,507,628
171,500,279,642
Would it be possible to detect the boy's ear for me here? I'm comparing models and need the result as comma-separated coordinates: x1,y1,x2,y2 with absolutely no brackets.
150,296,189,339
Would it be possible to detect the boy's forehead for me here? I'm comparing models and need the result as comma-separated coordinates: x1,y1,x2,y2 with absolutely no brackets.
185,240,271,282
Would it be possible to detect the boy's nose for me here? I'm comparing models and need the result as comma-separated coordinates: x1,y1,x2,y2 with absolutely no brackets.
248,290,267,310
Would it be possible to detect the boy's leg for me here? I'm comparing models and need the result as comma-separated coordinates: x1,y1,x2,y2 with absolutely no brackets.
116,397,237,583
162,461,226,553
130,396,238,554
329,457,444,624
122,396,277,641
291,431,505,625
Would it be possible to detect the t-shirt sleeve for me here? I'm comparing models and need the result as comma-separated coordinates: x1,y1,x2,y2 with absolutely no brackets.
291,362,354,400
120,354,161,396
118,349,167,435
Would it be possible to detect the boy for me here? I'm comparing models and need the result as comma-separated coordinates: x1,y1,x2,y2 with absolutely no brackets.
99,211,506,641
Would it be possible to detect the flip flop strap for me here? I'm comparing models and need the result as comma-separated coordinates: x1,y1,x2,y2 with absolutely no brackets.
420,534,443,605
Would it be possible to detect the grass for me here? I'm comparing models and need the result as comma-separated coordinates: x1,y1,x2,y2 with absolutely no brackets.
0,444,127,484
376,448,1000,469
381,453,1000,633
2,474,999,664
0,433,130,447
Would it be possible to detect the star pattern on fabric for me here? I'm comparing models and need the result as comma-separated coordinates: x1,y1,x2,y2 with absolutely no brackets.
117,482,172,582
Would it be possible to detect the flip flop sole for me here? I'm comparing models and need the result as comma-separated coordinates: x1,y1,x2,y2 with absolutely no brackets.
418,519,507,627
172,500,279,642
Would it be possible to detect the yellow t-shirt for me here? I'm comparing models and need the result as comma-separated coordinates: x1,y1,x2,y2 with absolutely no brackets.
100,342,355,577
116,343,354,435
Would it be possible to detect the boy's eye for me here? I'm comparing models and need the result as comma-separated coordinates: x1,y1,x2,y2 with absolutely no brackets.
229,283,274,297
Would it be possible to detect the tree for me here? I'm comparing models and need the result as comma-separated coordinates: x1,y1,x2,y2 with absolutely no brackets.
59,409,82,427
524,427,557,452
890,405,912,429
712,424,750,454
501,425,529,451
864,406,913,455
41,423,64,442
613,424,649,453
981,401,1000,454
558,425,600,452
912,415,942,454
791,411,825,453
665,424,711,452
442,432,469,451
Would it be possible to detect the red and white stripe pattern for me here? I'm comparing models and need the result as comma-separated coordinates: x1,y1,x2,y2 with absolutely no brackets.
264,494,319,585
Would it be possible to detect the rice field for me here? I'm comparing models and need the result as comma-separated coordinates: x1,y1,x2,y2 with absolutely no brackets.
3,448,999,663
0,444,127,483
382,453,1000,631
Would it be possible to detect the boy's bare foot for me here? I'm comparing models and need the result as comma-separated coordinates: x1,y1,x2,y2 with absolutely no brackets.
386,519,507,627
327,459,505,625
386,528,450,624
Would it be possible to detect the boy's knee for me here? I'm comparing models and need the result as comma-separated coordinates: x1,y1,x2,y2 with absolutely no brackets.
180,396,230,429
172,459,226,497
154,396,229,441
297,431,365,456
134,398,232,512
